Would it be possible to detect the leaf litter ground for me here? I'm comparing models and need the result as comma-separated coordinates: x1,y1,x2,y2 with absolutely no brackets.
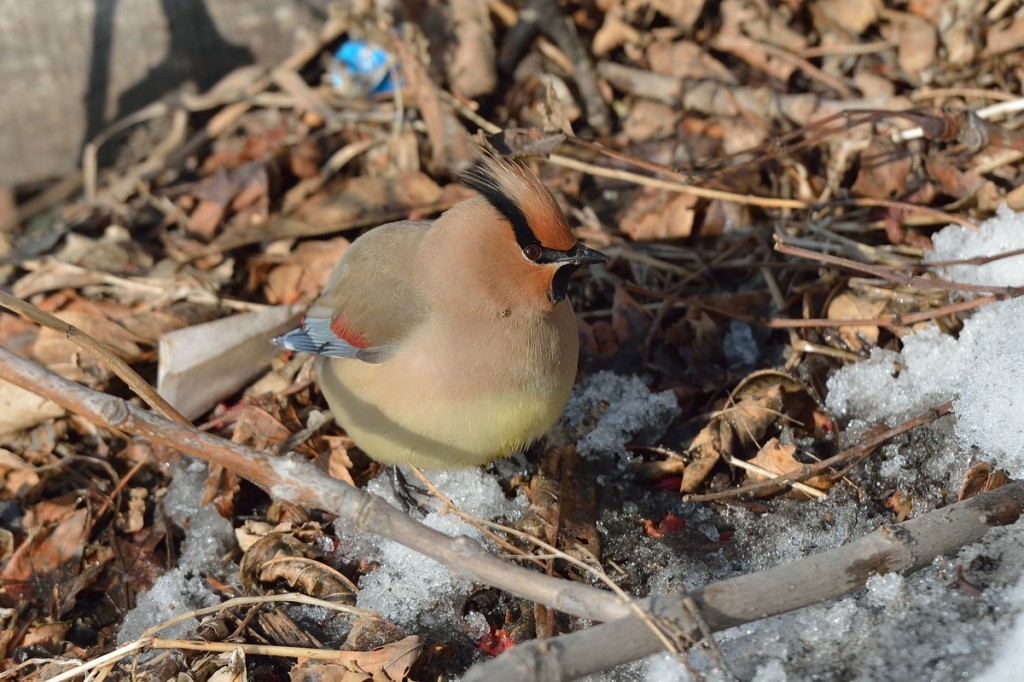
3,1,1024,680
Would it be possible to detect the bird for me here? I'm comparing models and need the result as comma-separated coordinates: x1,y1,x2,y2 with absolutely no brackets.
273,153,606,468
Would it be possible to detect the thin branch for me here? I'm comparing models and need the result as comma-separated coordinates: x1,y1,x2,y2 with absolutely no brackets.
0,290,189,425
465,477,1024,681
683,401,954,503
757,297,995,329
0,345,632,625
775,236,1024,297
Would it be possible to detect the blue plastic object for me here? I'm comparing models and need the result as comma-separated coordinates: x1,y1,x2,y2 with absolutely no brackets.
332,39,398,96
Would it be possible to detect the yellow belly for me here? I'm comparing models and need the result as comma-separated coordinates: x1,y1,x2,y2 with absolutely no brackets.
315,305,577,468
318,357,572,468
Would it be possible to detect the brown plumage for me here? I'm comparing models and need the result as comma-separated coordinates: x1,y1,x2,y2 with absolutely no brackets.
274,154,605,467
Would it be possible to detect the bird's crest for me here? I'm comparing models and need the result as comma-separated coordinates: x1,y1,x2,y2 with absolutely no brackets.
462,153,576,252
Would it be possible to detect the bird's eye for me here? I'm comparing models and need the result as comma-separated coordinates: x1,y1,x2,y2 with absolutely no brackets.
524,244,543,261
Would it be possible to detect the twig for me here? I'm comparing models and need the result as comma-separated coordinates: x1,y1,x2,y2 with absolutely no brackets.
554,136,976,229
547,153,808,210
683,402,953,503
481,519,696,662
0,290,189,425
775,236,1024,297
465,476,1023,681
408,466,546,570
751,39,856,98
0,346,632,625
139,593,371,640
895,96,1024,142
720,453,826,499
758,297,996,329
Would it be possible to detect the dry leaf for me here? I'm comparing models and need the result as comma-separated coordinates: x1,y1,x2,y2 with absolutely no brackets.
32,308,149,385
521,445,602,576
116,487,148,534
893,15,938,80
240,531,358,602
647,40,736,82
290,636,423,682
719,117,766,155
985,17,1024,56
21,621,70,649
651,0,705,28
287,172,444,237
263,237,350,306
325,435,357,486
681,371,821,493
0,379,65,437
681,417,730,493
747,437,833,497
884,489,913,522
593,6,641,57
619,188,698,240
923,156,984,200
827,293,887,352
622,100,680,142
0,447,42,499
53,226,154,275
817,0,879,33
851,145,913,200
958,462,1011,501
208,648,247,682
711,1,798,82
1,500,91,609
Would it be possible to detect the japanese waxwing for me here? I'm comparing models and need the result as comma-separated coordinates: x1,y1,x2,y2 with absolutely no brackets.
274,153,606,468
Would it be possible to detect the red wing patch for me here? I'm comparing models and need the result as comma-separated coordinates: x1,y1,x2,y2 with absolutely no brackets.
330,315,370,348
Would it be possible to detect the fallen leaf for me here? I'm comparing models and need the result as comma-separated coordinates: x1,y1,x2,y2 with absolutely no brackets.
893,15,938,80
240,531,358,602
884,489,913,521
651,0,705,29
747,437,833,497
622,100,680,142
32,309,149,385
325,436,356,486
958,462,1011,501
985,17,1024,56
817,0,879,33
647,40,736,83
851,144,913,200
593,5,641,56
0,379,65,437
681,371,821,493
207,648,246,682
289,636,423,681
1,499,91,610
116,487,148,534
0,448,41,500
618,187,698,240
827,293,887,352
263,237,350,306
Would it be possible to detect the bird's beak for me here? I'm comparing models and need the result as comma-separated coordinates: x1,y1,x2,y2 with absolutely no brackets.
556,242,607,266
